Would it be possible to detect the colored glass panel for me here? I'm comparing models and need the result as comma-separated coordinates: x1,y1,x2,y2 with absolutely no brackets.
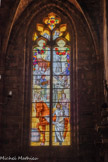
53,46,70,76
52,101,71,145
32,76,50,88
53,29,63,40
56,39,66,47
37,24,44,32
52,40,70,145
32,89,50,103
52,89,70,102
53,76,70,88
30,102,50,146
60,24,67,32
33,39,50,76
52,90,70,146
40,29,50,40
31,38,50,146
43,12,60,30
65,33,70,41
33,32,38,41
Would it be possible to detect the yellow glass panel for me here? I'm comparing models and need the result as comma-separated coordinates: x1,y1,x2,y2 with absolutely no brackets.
49,15,55,20
40,29,50,40
43,13,61,30
41,29,50,36
48,12,56,17
44,18,49,24
37,24,44,32
32,32,38,41
60,24,67,32
30,102,50,146
48,25,55,30
65,33,70,41
59,32,63,37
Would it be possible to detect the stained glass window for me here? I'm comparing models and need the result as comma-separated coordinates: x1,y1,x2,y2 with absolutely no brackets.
31,13,71,146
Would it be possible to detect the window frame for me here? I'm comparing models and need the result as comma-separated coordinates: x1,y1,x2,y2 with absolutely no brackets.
23,9,78,155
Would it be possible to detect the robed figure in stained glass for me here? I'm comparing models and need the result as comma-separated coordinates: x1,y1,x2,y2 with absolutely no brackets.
53,103,65,146
35,96,50,145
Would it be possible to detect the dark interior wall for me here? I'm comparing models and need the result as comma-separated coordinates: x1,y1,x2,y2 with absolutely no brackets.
0,0,105,162
0,1,20,146
77,0,103,40
0,0,18,38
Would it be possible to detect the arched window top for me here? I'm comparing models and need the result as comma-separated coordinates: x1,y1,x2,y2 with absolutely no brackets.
32,12,70,42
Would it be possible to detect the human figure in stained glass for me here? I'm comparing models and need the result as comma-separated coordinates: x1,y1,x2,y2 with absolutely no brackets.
40,75,49,100
40,75,48,87
53,103,65,145
35,96,49,145
53,39,70,75
59,93,69,139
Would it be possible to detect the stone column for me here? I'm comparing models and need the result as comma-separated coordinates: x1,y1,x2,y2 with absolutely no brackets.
103,0,108,101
